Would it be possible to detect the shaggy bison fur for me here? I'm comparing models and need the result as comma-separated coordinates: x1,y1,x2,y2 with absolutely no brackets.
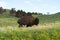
17,16,39,27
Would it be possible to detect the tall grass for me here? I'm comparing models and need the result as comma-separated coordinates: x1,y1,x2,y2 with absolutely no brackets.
0,27,60,40
0,17,18,27
0,14,60,40
0,21,60,40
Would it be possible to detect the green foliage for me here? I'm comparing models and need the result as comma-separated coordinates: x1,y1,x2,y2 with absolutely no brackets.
0,29,60,40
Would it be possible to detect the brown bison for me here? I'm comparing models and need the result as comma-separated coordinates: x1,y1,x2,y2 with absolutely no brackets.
17,16,39,27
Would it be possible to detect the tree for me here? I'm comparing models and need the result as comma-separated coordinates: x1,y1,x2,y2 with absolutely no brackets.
15,10,26,17
27,12,32,16
10,8,16,16
38,13,43,15
15,10,21,17
0,7,3,14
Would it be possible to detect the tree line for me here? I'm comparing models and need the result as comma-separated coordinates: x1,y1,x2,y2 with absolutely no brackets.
0,7,43,18
0,7,60,18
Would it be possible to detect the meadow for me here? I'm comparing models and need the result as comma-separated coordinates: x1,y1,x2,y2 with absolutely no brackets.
0,13,60,40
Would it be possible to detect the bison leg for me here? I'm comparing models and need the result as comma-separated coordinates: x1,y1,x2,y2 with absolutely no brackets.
19,24,23,27
26,25,32,27
26,25,29,27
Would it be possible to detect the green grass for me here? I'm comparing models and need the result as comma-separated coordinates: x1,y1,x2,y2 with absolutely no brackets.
0,14,60,40
0,19,60,40
0,28,60,40
0,17,18,27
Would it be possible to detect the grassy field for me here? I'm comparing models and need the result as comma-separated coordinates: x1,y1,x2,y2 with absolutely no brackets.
0,24,60,40
0,14,60,40
0,17,18,27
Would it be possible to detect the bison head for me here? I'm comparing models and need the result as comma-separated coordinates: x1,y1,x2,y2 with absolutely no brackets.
34,18,39,25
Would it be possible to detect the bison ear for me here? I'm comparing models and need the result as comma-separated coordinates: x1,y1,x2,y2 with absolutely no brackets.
34,18,39,25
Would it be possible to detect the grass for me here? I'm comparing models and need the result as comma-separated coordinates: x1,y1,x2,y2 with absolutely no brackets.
0,20,60,40
0,17,18,27
0,27,60,40
0,14,60,40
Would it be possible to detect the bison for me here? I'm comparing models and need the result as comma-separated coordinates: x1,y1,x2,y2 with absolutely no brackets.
17,16,39,27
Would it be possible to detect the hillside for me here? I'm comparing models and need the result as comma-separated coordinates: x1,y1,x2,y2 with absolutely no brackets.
0,10,60,40
0,12,60,27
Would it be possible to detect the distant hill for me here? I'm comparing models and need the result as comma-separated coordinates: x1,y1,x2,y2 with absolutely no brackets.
0,7,60,24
